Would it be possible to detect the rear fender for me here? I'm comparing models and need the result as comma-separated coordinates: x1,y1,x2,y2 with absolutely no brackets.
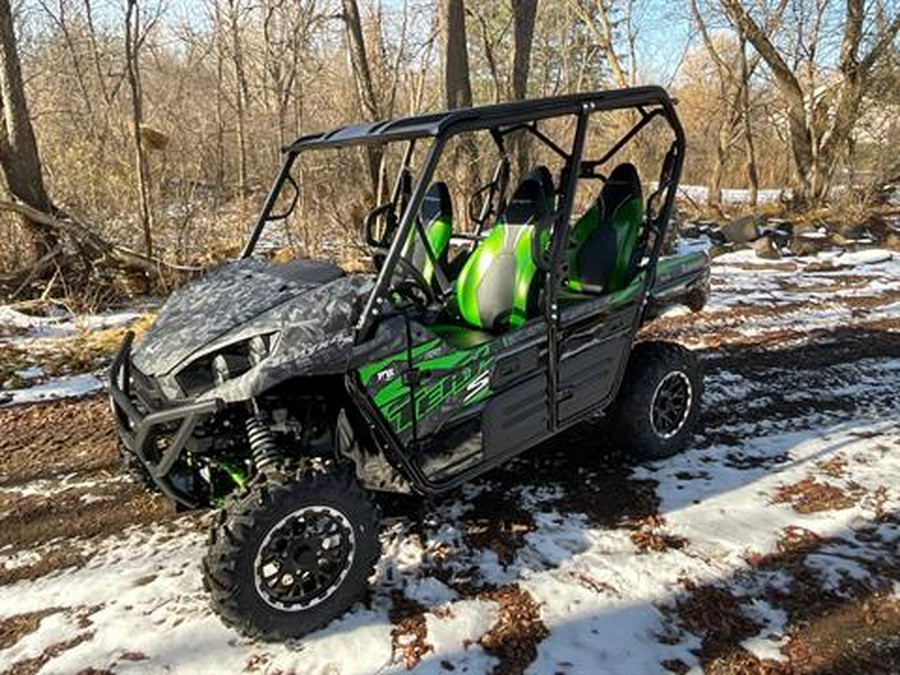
644,250,710,320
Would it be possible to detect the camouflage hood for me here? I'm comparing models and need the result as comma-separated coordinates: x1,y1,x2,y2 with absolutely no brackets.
133,258,360,377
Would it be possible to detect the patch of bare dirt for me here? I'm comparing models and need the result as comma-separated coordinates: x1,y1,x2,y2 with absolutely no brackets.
477,584,548,675
0,483,172,551
672,581,764,666
816,456,847,479
4,632,94,675
0,397,118,488
645,288,900,351
521,432,661,530
0,396,180,586
773,477,866,513
461,490,537,568
671,513,900,674
0,609,63,650
389,590,432,670
0,546,87,586
785,592,900,674
627,514,688,553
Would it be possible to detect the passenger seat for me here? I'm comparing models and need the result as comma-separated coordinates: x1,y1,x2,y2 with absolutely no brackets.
400,181,453,287
567,163,643,293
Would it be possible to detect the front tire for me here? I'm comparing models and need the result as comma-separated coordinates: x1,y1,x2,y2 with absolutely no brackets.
607,341,702,459
203,467,381,641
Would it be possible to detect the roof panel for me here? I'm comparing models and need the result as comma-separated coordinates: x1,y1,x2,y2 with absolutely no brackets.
283,86,674,153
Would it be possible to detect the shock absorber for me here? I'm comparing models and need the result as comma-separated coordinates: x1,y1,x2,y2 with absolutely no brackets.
246,410,281,473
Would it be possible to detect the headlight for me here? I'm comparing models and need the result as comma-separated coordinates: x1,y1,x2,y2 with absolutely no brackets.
248,334,271,366
212,353,249,386
176,332,277,396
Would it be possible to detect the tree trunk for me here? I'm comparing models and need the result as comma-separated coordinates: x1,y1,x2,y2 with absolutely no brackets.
124,0,154,256
709,126,726,209
214,6,226,201
0,0,58,260
569,0,629,88
721,0,900,207
341,0,382,194
473,8,503,103
739,35,759,207
442,0,473,111
511,0,538,177
441,0,478,215
225,0,249,199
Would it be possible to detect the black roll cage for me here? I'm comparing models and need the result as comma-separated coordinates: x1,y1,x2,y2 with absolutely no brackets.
240,85,685,344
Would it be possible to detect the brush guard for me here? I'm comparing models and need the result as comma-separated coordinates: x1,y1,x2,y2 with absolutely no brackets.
109,331,223,508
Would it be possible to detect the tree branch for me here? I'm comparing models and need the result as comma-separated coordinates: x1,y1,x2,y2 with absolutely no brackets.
860,12,900,76
0,200,203,277
720,0,804,110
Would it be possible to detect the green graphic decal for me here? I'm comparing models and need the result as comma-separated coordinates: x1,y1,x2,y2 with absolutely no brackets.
360,336,497,439
413,344,493,420
358,338,441,386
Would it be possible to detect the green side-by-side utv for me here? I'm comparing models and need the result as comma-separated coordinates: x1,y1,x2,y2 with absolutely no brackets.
110,86,710,640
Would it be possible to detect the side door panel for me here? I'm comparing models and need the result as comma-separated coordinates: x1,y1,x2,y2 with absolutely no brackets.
482,369,548,457
409,324,548,482
557,290,642,424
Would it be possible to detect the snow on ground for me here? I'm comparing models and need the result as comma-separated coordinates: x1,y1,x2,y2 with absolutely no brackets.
1,373,104,406
677,184,789,206
652,247,900,349
0,305,150,406
0,306,142,342
0,246,898,673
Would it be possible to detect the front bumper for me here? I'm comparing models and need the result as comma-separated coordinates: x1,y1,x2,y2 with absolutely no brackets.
109,331,223,506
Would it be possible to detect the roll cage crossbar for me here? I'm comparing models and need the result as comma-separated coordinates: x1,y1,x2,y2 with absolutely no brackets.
240,85,685,343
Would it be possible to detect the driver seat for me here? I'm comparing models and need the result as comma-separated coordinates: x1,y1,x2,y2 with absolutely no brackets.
455,176,548,332
400,181,453,287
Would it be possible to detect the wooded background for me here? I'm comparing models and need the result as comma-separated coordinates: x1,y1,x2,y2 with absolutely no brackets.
0,0,898,303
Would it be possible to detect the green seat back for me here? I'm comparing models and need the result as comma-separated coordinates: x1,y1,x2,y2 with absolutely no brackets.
568,163,643,293
400,181,453,284
528,165,556,213
456,177,547,332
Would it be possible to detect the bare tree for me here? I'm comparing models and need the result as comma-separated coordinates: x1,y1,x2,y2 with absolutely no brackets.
511,0,538,175
124,0,155,255
223,0,251,198
738,31,759,206
442,0,474,110
691,0,770,208
440,0,480,219
0,0,57,261
261,0,319,153
471,5,508,104
722,0,900,205
511,0,538,101
568,0,630,88
342,0,382,192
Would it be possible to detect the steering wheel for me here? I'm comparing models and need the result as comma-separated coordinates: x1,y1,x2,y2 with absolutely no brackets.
393,256,436,306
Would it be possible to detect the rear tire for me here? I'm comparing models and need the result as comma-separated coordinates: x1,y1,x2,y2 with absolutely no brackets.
203,467,381,641
607,341,702,459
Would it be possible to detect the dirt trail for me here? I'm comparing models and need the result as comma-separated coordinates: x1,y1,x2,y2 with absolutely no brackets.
0,398,179,586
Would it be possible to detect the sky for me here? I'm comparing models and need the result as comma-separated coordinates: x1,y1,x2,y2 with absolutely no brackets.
630,1,696,85
156,0,698,87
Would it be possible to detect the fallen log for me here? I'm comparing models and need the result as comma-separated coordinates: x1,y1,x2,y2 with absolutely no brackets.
0,200,204,296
